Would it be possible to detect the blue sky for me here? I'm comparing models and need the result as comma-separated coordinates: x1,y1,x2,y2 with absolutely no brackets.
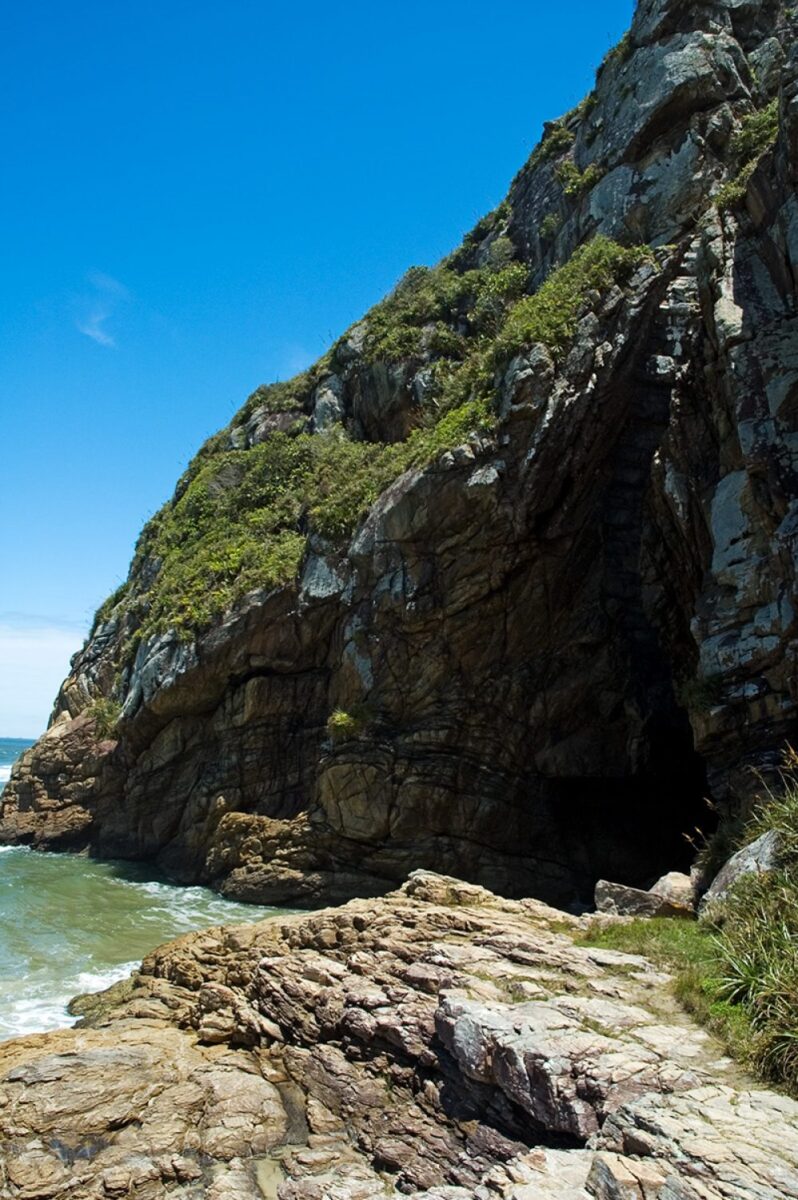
0,0,633,737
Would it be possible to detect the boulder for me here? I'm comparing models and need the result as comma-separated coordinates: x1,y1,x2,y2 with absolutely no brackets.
649,870,697,910
594,878,694,918
700,829,781,911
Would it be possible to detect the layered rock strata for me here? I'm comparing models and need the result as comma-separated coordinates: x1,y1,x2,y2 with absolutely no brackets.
3,0,798,906
1,873,795,1198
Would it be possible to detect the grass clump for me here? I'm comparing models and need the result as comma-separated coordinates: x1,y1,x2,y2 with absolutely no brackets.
326,707,367,742
91,582,129,633
539,213,563,241
555,160,605,197
86,697,122,738
597,32,633,81
527,121,575,172
361,258,527,365
716,99,779,211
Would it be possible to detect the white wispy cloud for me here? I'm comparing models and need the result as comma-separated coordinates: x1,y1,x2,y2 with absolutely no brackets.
76,309,116,347
0,617,88,738
75,271,131,348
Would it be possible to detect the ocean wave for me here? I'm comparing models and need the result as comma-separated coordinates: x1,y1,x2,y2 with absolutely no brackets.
0,961,139,1041
0,765,11,785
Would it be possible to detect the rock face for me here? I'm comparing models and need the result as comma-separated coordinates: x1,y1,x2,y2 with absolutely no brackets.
3,0,798,907
1,873,796,1198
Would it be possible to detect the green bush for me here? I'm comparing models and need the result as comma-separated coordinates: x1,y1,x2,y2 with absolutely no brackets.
86,697,122,739
527,121,575,171
539,213,563,241
493,236,652,361
91,582,129,633
326,707,366,742
597,32,633,80
555,160,605,197
730,99,779,161
715,99,779,212
361,257,527,365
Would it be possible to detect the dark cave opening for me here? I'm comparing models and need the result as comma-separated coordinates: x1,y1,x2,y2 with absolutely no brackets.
545,713,712,909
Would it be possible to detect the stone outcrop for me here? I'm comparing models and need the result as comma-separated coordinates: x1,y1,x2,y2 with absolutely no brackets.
1,873,796,1198
594,875,696,918
2,0,798,910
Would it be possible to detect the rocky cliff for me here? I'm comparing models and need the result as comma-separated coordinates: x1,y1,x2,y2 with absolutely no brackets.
3,0,798,908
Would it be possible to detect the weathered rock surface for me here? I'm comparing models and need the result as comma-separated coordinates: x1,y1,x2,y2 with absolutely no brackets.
0,873,795,1198
700,827,782,911
595,876,695,918
3,0,798,911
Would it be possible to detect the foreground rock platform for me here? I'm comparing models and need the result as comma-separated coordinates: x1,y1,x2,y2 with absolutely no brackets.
0,872,795,1199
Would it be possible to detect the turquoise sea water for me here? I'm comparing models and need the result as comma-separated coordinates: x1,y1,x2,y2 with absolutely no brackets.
0,737,274,1040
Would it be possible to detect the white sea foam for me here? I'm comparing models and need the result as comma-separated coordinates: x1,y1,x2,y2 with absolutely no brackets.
0,765,10,786
0,961,140,1040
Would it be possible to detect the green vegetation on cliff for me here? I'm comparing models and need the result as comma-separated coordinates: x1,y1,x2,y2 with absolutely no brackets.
715,99,779,211
98,235,650,649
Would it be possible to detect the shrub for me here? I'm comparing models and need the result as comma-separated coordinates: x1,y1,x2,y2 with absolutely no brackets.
361,257,526,365
715,99,779,212
86,697,122,739
527,121,575,171
326,707,366,742
555,160,606,197
539,213,563,241
730,99,779,161
597,32,633,81
91,582,129,633
493,236,652,361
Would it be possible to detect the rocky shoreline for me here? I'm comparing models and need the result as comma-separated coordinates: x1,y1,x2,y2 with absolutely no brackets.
0,871,795,1199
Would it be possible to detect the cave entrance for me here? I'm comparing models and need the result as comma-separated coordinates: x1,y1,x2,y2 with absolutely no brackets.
543,715,711,910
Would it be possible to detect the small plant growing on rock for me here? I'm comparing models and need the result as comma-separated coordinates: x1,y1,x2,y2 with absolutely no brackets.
526,121,575,172
555,160,605,197
539,212,563,241
326,707,366,743
715,99,779,212
493,235,652,361
596,31,633,81
86,697,122,739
